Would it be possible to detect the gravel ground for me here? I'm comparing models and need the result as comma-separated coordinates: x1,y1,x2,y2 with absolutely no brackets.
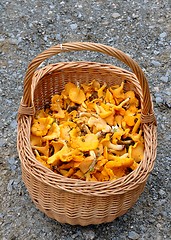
1,0,171,239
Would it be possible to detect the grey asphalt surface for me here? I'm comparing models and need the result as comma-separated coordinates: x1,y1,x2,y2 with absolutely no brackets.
0,1,171,239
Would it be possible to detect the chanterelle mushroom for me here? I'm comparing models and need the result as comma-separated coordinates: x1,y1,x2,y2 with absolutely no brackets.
128,141,144,162
31,116,54,137
69,85,86,104
71,133,99,151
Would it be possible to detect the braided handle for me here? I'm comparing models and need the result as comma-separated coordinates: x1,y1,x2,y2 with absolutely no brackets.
19,42,156,124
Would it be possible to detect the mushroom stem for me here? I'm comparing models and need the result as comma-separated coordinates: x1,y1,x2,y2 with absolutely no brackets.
88,150,97,171
118,97,130,108
107,142,124,151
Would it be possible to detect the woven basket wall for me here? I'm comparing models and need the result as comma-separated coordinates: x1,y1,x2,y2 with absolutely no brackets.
17,42,157,226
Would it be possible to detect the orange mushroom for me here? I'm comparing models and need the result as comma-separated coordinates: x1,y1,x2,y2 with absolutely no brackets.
31,116,54,137
97,82,107,98
69,85,86,104
105,89,115,104
32,141,49,157
51,102,65,119
43,122,60,141
110,82,125,102
47,145,71,165
88,116,111,133
105,155,134,168
61,82,76,99
128,141,144,162
71,133,99,151
34,150,51,169
125,90,139,107
30,134,42,147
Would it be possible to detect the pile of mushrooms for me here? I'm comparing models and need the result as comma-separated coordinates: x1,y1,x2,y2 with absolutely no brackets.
31,80,144,181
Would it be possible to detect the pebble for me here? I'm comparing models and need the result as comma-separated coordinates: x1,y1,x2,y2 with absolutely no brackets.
159,32,167,38
155,96,163,104
154,50,160,55
0,139,6,147
151,60,161,67
56,33,61,41
7,179,14,192
166,69,171,77
10,120,17,129
43,35,48,41
70,23,78,30
160,76,169,83
156,199,166,206
7,157,16,166
82,230,95,240
112,13,120,18
159,189,165,196
128,231,140,240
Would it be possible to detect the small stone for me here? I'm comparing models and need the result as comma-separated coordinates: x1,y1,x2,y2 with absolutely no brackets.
49,4,55,9
151,60,161,67
70,23,77,30
9,38,22,45
156,199,166,206
82,230,95,240
154,86,159,92
0,139,6,147
112,13,120,18
155,96,163,104
158,40,164,45
44,35,48,41
7,179,14,192
128,231,140,239
7,157,16,165
159,189,165,196
166,69,171,77
159,32,167,38
137,210,143,215
10,120,17,129
160,76,168,83
149,218,155,223
56,33,61,41
154,50,160,55
132,14,139,19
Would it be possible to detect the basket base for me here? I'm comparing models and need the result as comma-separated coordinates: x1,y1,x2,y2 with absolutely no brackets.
22,166,146,226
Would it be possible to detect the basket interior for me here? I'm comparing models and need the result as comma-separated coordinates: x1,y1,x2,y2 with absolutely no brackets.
32,61,142,111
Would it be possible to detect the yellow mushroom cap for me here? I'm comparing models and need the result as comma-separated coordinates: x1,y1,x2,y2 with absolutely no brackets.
110,82,125,100
69,86,86,104
97,83,107,98
30,134,42,147
105,156,134,168
61,82,76,98
128,141,144,162
47,145,71,165
71,133,99,151
32,141,49,157
31,116,54,137
125,90,139,107
43,122,60,141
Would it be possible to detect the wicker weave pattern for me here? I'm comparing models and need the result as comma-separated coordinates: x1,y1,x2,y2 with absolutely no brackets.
17,42,157,225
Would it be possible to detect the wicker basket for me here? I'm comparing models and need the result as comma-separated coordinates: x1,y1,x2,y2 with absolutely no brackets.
17,42,157,226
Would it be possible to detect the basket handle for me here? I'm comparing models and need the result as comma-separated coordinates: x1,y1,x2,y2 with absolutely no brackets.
19,42,156,124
